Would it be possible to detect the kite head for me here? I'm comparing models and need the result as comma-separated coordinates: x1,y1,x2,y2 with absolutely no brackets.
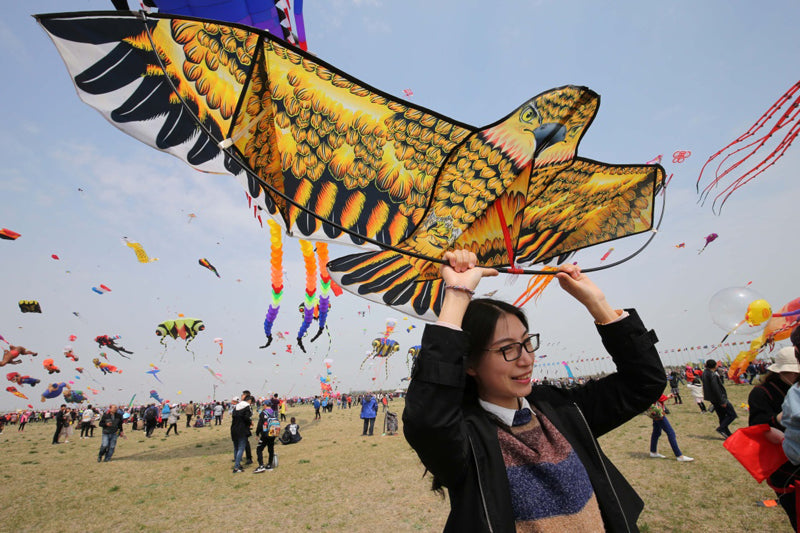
189,320,205,336
745,299,772,327
155,323,169,337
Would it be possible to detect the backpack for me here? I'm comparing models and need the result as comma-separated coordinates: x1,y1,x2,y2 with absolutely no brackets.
145,407,156,421
646,403,664,420
267,416,281,437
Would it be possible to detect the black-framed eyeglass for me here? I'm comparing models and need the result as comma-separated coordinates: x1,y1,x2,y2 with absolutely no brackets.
485,333,540,362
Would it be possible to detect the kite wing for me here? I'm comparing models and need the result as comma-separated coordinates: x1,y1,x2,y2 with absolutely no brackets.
36,11,472,249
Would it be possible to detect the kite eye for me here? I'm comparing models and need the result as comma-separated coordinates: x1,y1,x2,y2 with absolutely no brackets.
520,106,539,123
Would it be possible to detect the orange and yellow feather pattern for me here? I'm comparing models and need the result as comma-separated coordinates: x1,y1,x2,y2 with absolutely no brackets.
38,12,665,319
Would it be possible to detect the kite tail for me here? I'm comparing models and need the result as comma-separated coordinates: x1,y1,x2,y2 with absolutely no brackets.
311,243,332,343
261,220,284,349
185,336,196,360
512,267,559,307
296,240,317,354
328,250,445,321
260,305,280,348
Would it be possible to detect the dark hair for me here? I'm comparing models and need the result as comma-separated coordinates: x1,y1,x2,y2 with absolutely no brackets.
462,298,529,368
290,417,296,423
705,359,717,369
791,326,800,349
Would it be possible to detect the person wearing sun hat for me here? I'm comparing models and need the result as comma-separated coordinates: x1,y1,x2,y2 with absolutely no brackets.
766,327,800,531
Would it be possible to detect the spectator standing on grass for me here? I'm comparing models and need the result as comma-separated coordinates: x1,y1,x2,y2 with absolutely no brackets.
144,403,158,437
767,329,800,531
161,402,171,428
279,399,286,421
254,405,279,473
313,396,321,420
80,405,94,439
270,393,280,415
360,393,378,436
165,405,180,436
52,404,67,444
18,411,29,432
686,379,707,413
668,371,683,404
702,359,738,438
231,395,254,473
647,393,694,462
214,402,224,425
98,404,124,462
185,401,194,428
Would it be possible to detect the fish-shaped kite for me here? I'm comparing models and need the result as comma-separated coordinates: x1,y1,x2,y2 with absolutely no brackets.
199,258,220,278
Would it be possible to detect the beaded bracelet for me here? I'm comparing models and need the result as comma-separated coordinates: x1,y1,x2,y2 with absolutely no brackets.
445,284,475,297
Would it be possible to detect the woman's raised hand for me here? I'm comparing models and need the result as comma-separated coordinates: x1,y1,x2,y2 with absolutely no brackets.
440,250,498,292
555,264,617,324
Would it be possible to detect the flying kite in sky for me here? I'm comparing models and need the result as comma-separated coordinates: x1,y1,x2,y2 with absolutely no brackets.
672,150,691,163
198,258,220,277
41,382,68,401
146,365,163,383
6,386,28,400
37,11,664,320
92,284,112,295
699,233,718,254
123,238,159,263
6,373,40,387
95,335,133,358
149,389,163,403
1,346,37,367
64,347,79,362
93,358,122,375
203,364,225,383
0,228,21,240
63,389,86,403
18,300,41,313
43,358,61,374
156,318,205,355
697,80,800,213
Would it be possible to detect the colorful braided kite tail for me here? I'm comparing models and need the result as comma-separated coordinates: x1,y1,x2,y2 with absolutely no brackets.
697,80,800,213
296,239,317,353
260,220,284,349
311,243,332,343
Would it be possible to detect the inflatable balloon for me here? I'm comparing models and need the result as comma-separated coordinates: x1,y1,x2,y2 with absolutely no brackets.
709,287,770,337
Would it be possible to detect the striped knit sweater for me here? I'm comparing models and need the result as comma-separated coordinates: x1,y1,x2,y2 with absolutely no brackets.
497,408,604,532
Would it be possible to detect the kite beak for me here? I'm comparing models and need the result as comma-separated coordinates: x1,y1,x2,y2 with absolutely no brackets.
533,122,567,156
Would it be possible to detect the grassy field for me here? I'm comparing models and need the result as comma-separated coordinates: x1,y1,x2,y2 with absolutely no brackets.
1,383,791,532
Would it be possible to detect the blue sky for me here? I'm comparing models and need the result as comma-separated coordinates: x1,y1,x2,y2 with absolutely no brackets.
1,1,797,408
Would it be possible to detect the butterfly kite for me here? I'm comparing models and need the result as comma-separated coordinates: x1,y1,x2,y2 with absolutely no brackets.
37,8,664,320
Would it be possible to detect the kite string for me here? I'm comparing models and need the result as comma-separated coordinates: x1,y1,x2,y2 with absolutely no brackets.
137,11,665,277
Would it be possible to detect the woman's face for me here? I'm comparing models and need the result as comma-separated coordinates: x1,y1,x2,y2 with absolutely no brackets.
467,312,534,409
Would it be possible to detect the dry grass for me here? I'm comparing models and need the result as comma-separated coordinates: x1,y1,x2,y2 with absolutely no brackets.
1,386,790,532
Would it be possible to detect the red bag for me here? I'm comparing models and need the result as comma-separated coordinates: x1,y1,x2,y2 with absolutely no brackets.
723,424,788,483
